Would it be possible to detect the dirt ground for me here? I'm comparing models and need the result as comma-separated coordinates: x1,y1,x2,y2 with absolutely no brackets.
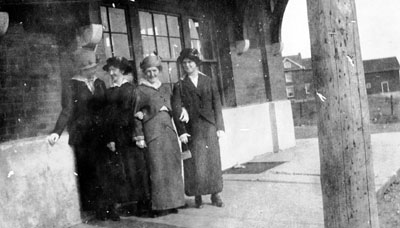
295,123,400,227
378,175,400,228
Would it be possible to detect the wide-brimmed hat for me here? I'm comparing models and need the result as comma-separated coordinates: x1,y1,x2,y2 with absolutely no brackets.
140,55,162,71
103,56,133,74
177,48,202,65
73,48,97,70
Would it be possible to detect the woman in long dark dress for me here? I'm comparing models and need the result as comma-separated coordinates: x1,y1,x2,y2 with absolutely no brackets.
99,57,150,220
47,48,106,213
172,48,225,208
133,55,185,216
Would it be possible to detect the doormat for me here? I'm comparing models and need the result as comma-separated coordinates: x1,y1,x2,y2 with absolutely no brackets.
223,162,286,174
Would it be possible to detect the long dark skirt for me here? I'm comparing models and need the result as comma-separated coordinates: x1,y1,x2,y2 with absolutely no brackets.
97,145,150,208
144,112,185,210
73,145,100,211
184,118,223,196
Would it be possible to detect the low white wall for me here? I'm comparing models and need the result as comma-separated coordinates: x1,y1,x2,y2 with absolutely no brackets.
220,100,296,170
0,136,81,228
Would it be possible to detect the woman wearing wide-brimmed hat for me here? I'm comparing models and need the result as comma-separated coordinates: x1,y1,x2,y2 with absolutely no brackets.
47,48,107,212
133,55,186,216
96,56,151,220
172,48,225,209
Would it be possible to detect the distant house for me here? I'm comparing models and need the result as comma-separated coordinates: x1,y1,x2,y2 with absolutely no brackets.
282,54,400,100
282,53,313,101
363,57,400,94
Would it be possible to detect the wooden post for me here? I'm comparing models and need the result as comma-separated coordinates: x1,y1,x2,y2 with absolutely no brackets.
306,0,380,227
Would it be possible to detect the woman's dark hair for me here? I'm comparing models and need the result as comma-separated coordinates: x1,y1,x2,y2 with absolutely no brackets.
177,48,202,65
103,56,133,75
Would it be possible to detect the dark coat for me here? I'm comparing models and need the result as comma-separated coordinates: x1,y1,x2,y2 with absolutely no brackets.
172,73,225,196
99,82,150,204
134,83,185,210
52,77,106,210
52,78,106,146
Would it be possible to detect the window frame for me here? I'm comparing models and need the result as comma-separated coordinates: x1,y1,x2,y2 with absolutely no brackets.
285,72,293,83
381,81,390,93
284,61,292,69
101,5,133,60
286,85,295,98
305,83,311,94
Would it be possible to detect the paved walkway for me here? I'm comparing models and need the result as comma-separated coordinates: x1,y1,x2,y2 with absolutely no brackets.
71,132,400,228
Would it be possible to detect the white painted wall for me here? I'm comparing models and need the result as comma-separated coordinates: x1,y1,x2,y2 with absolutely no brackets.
220,100,296,170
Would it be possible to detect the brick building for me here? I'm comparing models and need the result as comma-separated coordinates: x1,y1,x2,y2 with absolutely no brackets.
0,1,296,227
283,54,400,100
363,57,400,94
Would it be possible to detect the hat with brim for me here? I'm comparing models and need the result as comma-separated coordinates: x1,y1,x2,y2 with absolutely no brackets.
177,48,202,65
73,48,97,70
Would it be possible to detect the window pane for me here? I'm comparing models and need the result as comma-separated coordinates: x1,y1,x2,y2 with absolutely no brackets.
109,8,127,33
191,39,201,53
188,19,199,39
139,11,153,35
168,62,179,83
100,7,109,32
167,16,180,37
199,20,213,59
156,37,170,59
170,38,181,59
112,34,130,59
158,62,170,83
153,14,167,36
103,33,112,58
141,35,156,57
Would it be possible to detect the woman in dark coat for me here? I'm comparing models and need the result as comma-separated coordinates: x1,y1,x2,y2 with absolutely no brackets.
172,48,225,208
47,48,106,212
98,56,150,220
134,55,185,216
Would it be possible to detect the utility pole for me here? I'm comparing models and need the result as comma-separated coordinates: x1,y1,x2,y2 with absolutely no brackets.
306,0,379,227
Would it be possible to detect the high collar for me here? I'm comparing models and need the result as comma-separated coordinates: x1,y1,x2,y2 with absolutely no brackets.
111,78,129,88
139,78,162,89
71,75,97,82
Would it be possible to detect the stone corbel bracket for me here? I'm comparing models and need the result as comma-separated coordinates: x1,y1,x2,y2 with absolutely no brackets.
0,12,9,37
76,24,103,51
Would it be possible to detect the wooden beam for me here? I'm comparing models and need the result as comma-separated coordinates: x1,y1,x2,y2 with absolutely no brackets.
306,0,379,227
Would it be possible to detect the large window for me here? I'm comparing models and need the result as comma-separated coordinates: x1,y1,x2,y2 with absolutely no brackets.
286,86,295,98
285,72,293,83
139,11,182,84
101,6,131,59
188,18,218,77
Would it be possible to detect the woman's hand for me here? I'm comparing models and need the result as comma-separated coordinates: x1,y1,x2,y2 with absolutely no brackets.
136,139,147,148
47,133,60,146
179,133,191,144
180,108,189,123
134,111,144,120
217,130,225,139
107,142,116,152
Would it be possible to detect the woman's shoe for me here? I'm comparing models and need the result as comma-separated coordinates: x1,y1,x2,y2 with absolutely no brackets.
195,196,203,209
211,193,224,207
169,208,178,214
95,208,107,221
107,206,120,221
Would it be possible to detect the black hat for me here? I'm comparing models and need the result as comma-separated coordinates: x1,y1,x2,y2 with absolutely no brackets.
177,48,202,65
103,56,132,75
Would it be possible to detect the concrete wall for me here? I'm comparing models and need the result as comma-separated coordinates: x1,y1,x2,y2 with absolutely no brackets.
220,100,296,169
0,136,81,228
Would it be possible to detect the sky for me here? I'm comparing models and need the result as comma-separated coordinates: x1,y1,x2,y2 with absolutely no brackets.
281,0,400,61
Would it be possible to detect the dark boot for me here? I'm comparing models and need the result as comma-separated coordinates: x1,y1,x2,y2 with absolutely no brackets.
195,195,203,209
107,205,120,221
211,193,224,207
